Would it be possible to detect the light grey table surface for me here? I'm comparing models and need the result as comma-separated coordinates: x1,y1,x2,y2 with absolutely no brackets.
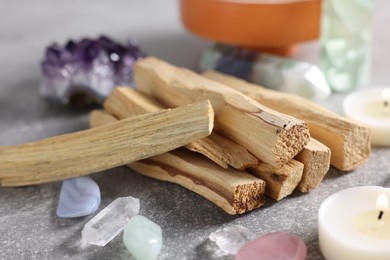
0,1,389,259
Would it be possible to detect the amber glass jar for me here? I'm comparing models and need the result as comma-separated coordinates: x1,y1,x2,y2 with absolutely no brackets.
180,0,322,55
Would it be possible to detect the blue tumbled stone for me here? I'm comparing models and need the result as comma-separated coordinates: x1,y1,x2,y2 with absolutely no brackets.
56,176,101,218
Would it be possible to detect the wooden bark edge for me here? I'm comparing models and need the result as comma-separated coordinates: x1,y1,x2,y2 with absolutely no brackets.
104,87,258,170
90,110,266,214
203,70,371,171
134,57,310,168
0,101,214,186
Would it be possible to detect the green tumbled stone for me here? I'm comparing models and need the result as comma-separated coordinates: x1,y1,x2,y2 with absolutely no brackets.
123,215,162,260
320,0,375,92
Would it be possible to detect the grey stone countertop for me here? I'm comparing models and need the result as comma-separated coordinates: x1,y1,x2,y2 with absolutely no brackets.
1,0,389,259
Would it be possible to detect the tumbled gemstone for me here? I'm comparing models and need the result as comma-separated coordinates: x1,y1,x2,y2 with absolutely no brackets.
200,44,331,100
209,225,255,256
235,232,307,260
320,0,374,92
81,196,140,246
123,215,162,260
40,35,146,105
56,176,100,218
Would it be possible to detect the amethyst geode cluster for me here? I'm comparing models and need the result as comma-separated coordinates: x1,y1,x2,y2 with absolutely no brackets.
40,36,145,105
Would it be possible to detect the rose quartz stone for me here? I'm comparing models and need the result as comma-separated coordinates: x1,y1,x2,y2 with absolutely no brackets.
235,232,307,260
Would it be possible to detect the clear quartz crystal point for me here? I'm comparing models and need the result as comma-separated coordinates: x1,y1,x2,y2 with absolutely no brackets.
81,196,140,246
208,225,255,256
200,44,331,101
320,0,375,92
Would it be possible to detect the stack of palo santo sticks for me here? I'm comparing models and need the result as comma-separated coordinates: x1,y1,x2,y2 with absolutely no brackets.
0,57,371,215
90,57,371,214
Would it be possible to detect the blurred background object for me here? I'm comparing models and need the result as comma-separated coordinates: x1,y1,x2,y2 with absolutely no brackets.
320,0,375,92
180,0,322,56
200,44,331,100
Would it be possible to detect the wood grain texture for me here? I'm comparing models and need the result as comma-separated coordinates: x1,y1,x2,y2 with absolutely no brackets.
90,108,308,201
134,57,310,168
295,138,331,192
130,150,266,215
90,110,266,215
249,160,304,201
104,87,258,170
203,70,371,171
0,101,214,186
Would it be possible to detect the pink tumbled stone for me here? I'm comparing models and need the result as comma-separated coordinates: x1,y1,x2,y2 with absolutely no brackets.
235,232,307,260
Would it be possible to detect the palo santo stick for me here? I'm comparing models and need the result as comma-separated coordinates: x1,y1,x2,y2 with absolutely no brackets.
249,160,304,201
0,101,214,187
202,131,258,170
106,87,308,194
134,57,310,168
203,70,371,171
90,110,266,214
92,110,306,200
104,87,258,170
131,150,266,215
104,86,163,117
295,138,331,192
89,110,119,128
90,110,119,125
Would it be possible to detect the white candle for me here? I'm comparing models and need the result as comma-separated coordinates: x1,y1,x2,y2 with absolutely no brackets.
343,87,390,146
319,186,390,260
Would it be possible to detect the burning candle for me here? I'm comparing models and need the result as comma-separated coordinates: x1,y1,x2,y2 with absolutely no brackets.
343,87,390,146
319,186,390,260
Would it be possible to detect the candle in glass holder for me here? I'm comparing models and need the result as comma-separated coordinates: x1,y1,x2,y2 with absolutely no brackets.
319,186,390,260
343,87,390,146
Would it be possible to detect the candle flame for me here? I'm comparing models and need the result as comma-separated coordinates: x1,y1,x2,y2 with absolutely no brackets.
381,88,390,107
376,193,389,211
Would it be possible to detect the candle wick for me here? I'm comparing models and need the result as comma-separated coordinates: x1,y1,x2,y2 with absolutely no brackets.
384,100,389,108
378,210,384,220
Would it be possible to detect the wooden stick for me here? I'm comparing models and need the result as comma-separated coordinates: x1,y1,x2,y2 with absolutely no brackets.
131,150,266,215
92,109,306,202
90,110,266,214
104,87,258,170
295,138,331,192
249,160,304,201
0,101,214,186
201,131,258,171
203,70,371,171
103,87,316,195
134,57,310,168
103,86,163,117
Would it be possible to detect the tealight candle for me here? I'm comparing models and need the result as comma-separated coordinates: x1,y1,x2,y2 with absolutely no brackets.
343,87,390,146
319,186,390,260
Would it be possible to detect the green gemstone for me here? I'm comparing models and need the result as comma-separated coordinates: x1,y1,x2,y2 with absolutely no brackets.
123,215,162,260
320,0,374,92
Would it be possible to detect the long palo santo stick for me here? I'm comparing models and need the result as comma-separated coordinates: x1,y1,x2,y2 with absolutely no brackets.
90,110,266,215
0,101,214,187
104,87,258,170
203,70,371,171
134,57,310,168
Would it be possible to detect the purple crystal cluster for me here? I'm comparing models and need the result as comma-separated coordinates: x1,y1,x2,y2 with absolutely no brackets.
40,36,145,105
